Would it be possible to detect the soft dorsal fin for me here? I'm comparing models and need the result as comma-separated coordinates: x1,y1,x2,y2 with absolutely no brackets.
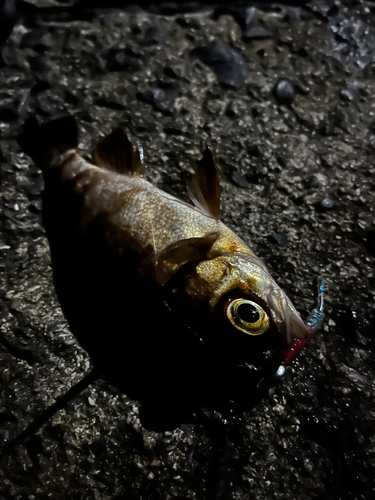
188,147,220,220
154,232,219,285
93,127,144,176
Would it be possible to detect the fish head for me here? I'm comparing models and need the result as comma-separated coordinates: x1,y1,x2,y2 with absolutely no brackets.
183,252,308,348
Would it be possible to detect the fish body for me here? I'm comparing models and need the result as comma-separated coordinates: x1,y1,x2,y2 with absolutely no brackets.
20,117,307,426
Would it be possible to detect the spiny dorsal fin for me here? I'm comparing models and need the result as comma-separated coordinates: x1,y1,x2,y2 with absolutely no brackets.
155,232,220,285
188,147,220,220
93,127,144,176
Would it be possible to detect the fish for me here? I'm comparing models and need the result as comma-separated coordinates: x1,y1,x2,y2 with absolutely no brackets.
19,115,308,427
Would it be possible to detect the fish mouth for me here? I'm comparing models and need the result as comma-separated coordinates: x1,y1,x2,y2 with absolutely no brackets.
266,288,308,344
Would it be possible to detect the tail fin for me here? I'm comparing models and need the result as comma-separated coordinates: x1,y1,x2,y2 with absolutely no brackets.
18,114,78,166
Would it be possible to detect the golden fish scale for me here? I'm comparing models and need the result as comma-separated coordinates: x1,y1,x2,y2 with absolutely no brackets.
107,175,253,258
101,174,275,309
65,153,256,264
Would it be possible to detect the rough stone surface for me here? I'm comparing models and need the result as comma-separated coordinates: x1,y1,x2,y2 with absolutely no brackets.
1,1,375,500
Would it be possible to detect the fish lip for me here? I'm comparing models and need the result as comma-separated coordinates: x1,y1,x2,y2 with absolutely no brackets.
266,288,308,344
290,314,309,342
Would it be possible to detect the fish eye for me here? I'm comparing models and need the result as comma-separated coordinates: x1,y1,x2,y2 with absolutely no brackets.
225,299,270,336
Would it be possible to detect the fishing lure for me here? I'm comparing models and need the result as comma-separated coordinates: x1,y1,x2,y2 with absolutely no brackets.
255,276,325,390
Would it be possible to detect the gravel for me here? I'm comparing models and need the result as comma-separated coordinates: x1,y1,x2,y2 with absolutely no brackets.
0,1,374,499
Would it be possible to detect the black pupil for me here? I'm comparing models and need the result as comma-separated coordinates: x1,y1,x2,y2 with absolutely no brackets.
236,303,260,324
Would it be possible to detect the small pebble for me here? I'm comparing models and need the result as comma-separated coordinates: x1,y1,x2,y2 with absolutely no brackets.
164,64,188,81
143,25,168,46
193,42,248,90
230,171,250,188
317,198,335,210
268,232,288,246
137,87,173,116
274,79,295,105
176,16,200,29
340,85,361,102
225,101,240,118
0,44,15,66
106,48,143,72
243,26,271,40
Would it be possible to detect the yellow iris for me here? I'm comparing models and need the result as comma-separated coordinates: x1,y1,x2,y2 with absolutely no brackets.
226,298,270,336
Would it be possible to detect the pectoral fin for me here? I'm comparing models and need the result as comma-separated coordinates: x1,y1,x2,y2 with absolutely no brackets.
155,232,220,285
188,147,221,220
93,128,144,176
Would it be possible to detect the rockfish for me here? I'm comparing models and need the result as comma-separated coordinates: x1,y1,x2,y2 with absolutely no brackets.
20,116,308,427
